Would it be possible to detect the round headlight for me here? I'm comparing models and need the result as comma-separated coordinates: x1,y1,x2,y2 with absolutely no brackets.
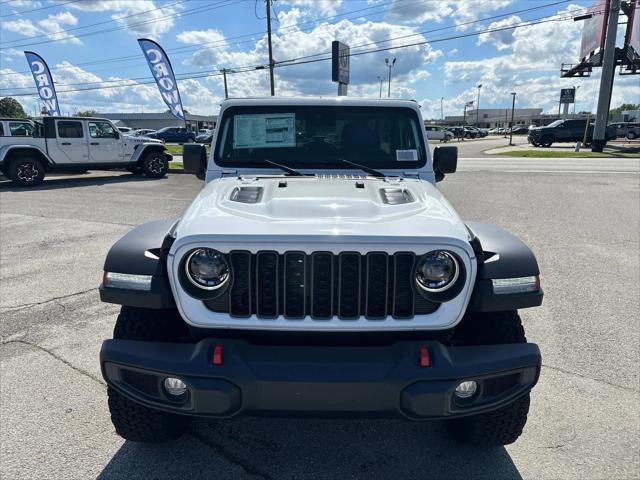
185,248,230,290
415,250,459,292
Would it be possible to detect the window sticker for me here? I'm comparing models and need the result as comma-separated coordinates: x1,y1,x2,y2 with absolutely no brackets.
396,149,418,161
233,113,296,149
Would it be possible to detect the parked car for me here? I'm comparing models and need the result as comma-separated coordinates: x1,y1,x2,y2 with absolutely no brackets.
608,121,637,138
147,126,196,143
195,130,214,143
625,123,640,139
0,116,170,186
425,125,453,142
99,97,543,448
528,119,616,147
130,128,157,137
510,126,529,135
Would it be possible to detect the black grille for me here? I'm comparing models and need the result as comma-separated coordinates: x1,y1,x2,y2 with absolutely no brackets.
204,251,439,320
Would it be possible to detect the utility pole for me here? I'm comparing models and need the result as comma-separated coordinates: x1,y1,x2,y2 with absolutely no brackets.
509,92,516,146
476,84,482,126
377,76,383,98
504,108,508,138
385,57,396,98
440,97,444,126
220,68,234,99
265,0,275,96
592,0,620,152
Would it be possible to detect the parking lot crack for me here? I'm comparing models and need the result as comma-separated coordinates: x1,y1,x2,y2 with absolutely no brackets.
542,363,639,393
188,430,274,480
0,339,106,388
0,288,97,313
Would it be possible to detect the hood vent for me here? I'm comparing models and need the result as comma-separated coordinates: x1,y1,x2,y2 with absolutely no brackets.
230,186,263,204
380,188,414,205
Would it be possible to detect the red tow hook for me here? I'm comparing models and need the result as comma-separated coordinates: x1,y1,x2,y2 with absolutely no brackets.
419,345,430,368
212,343,223,365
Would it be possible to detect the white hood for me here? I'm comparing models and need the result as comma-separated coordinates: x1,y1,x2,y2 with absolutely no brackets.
174,176,470,248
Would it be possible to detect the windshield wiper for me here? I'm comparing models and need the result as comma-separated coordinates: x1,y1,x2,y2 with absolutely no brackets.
337,158,386,178
262,159,305,176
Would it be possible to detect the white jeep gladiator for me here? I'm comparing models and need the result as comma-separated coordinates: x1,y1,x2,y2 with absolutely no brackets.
0,116,171,187
99,98,543,446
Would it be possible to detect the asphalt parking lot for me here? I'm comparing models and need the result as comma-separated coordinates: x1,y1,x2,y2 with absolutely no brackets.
1,158,639,479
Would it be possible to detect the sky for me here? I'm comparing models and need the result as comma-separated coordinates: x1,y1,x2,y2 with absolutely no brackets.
0,0,638,119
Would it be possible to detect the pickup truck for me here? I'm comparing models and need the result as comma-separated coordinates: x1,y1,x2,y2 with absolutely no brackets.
0,116,171,187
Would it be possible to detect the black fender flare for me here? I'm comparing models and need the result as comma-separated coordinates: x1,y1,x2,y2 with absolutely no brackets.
466,221,543,312
100,219,178,309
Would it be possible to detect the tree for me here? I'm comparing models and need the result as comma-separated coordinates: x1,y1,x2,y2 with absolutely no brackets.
610,103,639,115
75,109,99,117
0,97,28,118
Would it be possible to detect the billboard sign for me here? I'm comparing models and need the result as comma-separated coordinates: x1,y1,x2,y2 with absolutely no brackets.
627,0,640,57
560,88,576,103
331,41,350,84
138,38,186,122
24,51,60,116
579,0,609,61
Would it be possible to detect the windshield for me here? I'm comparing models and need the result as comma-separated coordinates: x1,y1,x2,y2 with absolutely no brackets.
214,105,427,170
546,120,563,127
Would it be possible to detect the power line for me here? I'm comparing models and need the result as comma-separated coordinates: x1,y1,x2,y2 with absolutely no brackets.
0,0,245,48
1,11,596,97
0,0,84,18
1,0,576,82
0,0,435,83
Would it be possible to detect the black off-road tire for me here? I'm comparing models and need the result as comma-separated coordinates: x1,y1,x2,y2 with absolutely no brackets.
107,387,187,443
447,394,531,446
108,306,190,443
142,151,168,178
540,134,553,147
8,157,45,187
447,311,530,446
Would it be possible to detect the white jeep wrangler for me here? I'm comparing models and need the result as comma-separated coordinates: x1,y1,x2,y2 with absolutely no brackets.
0,116,170,187
99,98,543,446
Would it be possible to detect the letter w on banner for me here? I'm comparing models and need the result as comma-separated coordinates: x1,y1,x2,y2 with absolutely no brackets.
24,51,60,116
138,38,186,122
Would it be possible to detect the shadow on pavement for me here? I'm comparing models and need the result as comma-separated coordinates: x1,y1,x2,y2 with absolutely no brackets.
0,173,165,192
98,417,522,480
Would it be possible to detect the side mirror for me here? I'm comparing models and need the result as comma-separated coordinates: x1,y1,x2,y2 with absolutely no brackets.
113,131,120,139
433,145,457,182
183,143,207,180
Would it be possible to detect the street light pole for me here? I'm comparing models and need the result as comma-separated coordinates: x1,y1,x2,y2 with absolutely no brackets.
440,96,444,126
476,84,482,126
385,57,396,98
509,92,516,146
377,76,383,98
573,85,580,115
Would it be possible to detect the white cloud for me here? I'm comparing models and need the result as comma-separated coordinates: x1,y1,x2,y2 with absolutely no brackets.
279,0,343,17
176,15,442,100
385,0,513,27
1,11,81,44
477,15,521,50
2,18,40,37
68,0,178,37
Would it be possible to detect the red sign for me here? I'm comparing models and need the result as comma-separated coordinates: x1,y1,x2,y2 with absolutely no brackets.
579,0,610,61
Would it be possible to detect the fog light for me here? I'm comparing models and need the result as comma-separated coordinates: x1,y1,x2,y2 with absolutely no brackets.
454,380,477,399
164,377,187,396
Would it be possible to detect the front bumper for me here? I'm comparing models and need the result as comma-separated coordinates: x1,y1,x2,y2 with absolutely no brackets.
101,339,540,419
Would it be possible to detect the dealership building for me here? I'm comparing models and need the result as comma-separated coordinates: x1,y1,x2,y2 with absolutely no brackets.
441,108,591,128
97,112,217,131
